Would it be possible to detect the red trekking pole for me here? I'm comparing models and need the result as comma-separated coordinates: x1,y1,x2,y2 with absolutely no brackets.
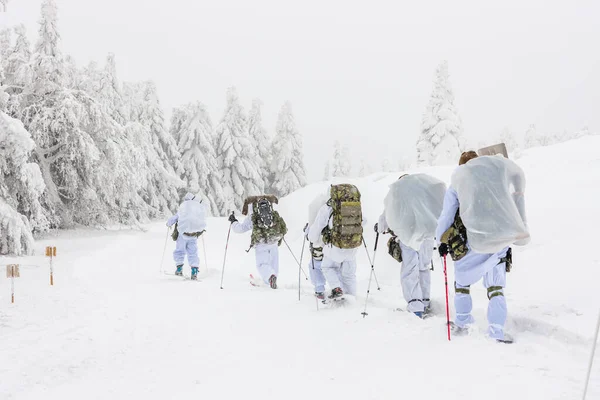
442,254,451,341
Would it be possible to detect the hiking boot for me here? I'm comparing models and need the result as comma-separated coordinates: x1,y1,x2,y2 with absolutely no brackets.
315,292,325,300
329,287,344,299
269,274,277,289
175,265,183,276
414,311,424,319
191,267,199,280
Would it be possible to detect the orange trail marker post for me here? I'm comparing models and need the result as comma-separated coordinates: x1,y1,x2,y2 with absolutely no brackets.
6,264,20,303
46,246,57,285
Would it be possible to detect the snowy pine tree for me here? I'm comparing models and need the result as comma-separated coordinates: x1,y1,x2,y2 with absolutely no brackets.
358,158,367,177
169,105,188,147
123,81,184,215
17,0,155,226
524,124,540,149
323,160,331,181
215,87,264,210
0,28,11,71
331,140,351,177
270,101,307,197
138,81,183,177
417,60,464,166
381,158,393,173
97,53,126,125
4,25,33,117
499,127,519,153
0,110,47,255
248,98,272,190
173,101,226,216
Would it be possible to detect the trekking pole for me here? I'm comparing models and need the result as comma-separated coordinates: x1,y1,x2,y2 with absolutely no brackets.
283,237,309,280
583,308,600,399
220,213,234,289
362,237,381,291
159,227,170,274
361,232,380,318
442,255,451,341
202,235,209,272
298,233,307,301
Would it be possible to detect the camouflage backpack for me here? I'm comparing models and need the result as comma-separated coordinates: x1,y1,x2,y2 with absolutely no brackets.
441,210,468,261
323,184,363,249
244,196,288,247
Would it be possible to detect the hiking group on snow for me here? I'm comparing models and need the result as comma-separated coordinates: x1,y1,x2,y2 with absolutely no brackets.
166,149,530,343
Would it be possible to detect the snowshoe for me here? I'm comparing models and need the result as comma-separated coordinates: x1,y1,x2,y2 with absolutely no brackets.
315,292,325,300
191,267,199,280
449,321,469,336
329,287,344,299
269,274,278,289
496,333,514,344
175,265,183,276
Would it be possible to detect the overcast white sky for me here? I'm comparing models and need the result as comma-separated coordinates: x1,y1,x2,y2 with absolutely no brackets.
2,0,599,181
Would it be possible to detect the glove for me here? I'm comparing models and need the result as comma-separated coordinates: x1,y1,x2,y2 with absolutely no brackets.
438,243,449,257
278,238,283,246
228,213,238,224
374,223,378,233
303,223,309,240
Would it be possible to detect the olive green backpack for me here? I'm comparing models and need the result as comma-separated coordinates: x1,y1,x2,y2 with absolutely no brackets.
322,184,363,249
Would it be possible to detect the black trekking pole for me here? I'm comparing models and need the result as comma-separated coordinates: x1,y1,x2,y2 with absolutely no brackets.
283,237,309,280
362,237,381,291
298,224,308,301
219,212,234,289
361,232,380,317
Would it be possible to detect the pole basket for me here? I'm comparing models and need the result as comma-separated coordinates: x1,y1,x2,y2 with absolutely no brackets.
6,264,20,278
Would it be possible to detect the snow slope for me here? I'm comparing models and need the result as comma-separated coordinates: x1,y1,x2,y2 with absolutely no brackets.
1,136,599,399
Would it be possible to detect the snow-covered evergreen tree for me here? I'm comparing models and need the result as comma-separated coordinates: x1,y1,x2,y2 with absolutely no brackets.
397,157,410,172
248,98,272,189
0,28,11,70
1,0,8,12
358,158,367,177
16,0,149,226
138,81,183,177
0,110,47,255
331,140,351,177
169,105,188,146
382,158,393,173
270,101,307,197
97,53,126,125
573,126,591,139
499,127,518,153
524,124,540,149
123,81,183,214
4,25,33,117
215,87,264,210
323,160,331,181
173,101,226,216
417,60,464,166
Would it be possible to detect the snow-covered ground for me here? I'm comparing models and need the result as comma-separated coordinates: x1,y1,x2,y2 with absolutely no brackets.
1,136,600,400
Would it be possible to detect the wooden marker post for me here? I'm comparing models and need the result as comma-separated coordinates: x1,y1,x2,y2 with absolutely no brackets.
6,264,20,303
46,246,57,285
